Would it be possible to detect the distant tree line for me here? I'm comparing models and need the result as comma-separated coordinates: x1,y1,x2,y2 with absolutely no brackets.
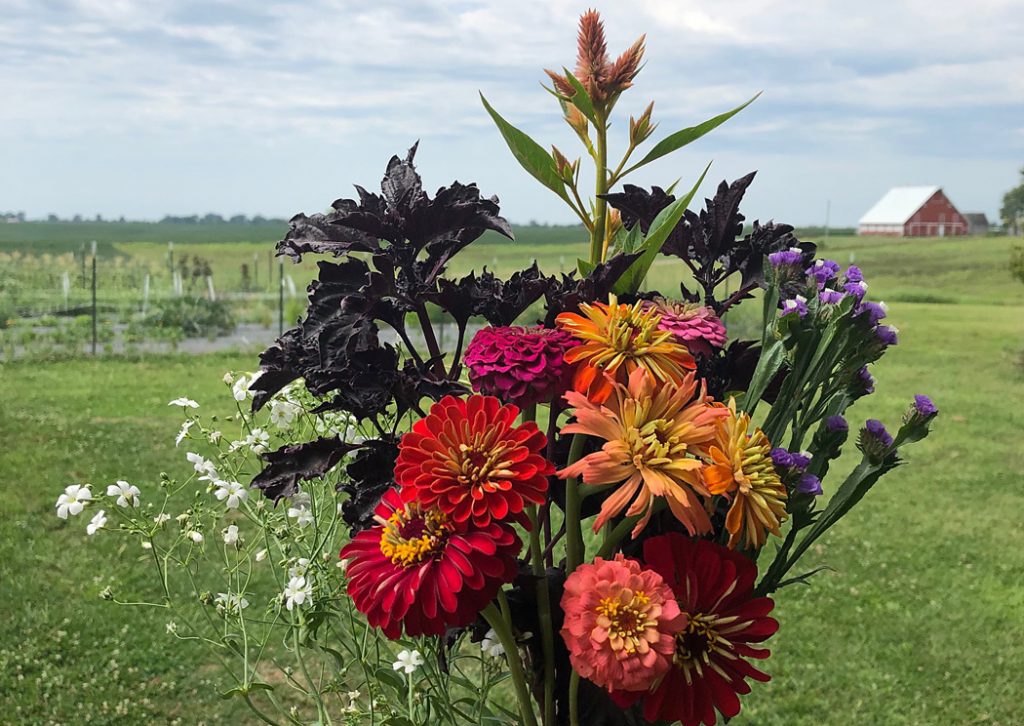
1002,167,1024,236
158,213,289,225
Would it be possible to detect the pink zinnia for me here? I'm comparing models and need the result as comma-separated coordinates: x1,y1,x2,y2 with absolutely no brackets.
464,325,579,406
644,300,727,357
560,554,686,692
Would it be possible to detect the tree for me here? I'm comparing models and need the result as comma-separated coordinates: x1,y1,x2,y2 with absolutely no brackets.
1001,166,1024,236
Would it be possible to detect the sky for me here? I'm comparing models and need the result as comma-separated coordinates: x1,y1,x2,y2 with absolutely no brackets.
2,0,1023,227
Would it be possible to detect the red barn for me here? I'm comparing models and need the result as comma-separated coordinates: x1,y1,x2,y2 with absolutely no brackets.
857,186,968,237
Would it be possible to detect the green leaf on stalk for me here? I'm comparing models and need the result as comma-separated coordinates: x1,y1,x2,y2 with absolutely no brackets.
375,666,408,694
577,258,595,276
612,162,711,295
561,68,598,123
621,93,761,177
480,93,569,202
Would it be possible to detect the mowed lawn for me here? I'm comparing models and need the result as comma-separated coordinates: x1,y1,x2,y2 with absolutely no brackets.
1,233,1023,724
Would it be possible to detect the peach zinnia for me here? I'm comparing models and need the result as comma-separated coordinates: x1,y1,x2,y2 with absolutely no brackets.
702,399,788,550
560,554,686,692
556,294,695,404
558,368,727,537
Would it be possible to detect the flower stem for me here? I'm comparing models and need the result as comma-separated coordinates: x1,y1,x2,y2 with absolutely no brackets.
569,670,581,726
481,602,538,726
564,434,588,573
528,506,556,726
589,110,609,265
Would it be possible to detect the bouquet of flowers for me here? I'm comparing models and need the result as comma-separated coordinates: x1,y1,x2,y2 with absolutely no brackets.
57,10,937,726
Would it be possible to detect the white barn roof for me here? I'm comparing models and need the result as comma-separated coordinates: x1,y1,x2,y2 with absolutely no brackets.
858,186,939,226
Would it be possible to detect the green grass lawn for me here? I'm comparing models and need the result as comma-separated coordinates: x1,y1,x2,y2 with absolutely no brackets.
2,228,1023,723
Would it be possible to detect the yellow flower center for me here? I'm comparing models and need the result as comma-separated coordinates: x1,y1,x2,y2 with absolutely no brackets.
589,302,672,371
379,505,451,567
452,437,515,493
595,590,656,654
674,612,728,668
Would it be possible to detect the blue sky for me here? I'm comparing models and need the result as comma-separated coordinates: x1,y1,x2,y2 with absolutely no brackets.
2,0,1022,226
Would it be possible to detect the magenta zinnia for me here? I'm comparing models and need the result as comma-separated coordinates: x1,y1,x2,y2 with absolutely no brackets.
464,325,579,407
643,299,728,357
340,489,521,639
395,395,552,527
561,554,686,692
614,533,779,726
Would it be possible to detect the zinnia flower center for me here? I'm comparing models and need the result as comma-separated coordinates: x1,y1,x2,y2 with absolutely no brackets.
626,417,684,469
595,590,656,653
674,612,726,667
595,305,667,367
453,439,515,493
379,505,451,567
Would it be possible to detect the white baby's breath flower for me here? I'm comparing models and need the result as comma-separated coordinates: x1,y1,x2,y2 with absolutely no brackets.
56,484,92,519
282,576,312,611
187,530,204,544
141,540,153,550
223,524,240,546
86,509,107,536
246,428,270,454
214,480,248,509
175,420,194,447
255,548,268,562
214,591,249,615
168,397,199,409
337,558,350,573
269,401,299,429
287,493,313,528
392,649,424,674
288,558,311,579
186,452,217,480
208,430,222,444
232,376,249,401
481,629,505,658
222,371,234,385
106,480,140,508
166,621,178,634
153,513,171,525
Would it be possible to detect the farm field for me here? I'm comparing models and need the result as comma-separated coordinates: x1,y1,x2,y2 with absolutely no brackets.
1,225,1023,724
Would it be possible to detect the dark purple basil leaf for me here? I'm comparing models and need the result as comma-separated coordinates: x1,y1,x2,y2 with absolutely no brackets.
277,210,380,262
393,359,469,418
251,436,358,502
338,436,400,534
543,252,642,324
600,184,675,233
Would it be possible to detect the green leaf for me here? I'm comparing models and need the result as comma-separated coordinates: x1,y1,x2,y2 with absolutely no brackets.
622,93,761,177
374,666,408,694
561,68,598,123
612,162,711,295
577,258,595,277
480,93,568,202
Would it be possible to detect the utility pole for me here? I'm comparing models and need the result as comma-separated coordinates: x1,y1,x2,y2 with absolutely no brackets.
90,241,98,355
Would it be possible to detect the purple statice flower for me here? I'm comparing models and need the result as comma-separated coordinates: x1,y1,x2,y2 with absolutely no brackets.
857,366,875,395
844,265,864,284
807,259,841,287
790,451,813,470
875,324,899,347
913,394,938,416
819,288,846,305
780,295,809,318
826,415,848,433
770,448,794,468
796,473,823,496
768,247,804,268
856,300,888,325
843,280,868,301
865,419,894,447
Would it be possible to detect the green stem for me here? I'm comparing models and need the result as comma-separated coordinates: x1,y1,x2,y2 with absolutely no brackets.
569,671,581,726
528,507,556,726
564,434,588,573
589,110,609,265
481,602,538,726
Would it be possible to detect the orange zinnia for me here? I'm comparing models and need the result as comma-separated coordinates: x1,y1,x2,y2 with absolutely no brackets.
702,399,788,550
556,295,695,403
558,368,727,538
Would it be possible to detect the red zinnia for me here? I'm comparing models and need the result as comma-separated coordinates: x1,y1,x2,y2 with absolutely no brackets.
614,533,779,726
395,395,552,527
340,489,521,639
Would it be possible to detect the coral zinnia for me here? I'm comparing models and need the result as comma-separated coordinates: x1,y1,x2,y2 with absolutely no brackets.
395,395,552,527
702,399,788,550
561,554,686,692
340,489,521,639
464,325,579,407
614,533,779,726
556,294,695,404
558,368,727,537
643,299,727,357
